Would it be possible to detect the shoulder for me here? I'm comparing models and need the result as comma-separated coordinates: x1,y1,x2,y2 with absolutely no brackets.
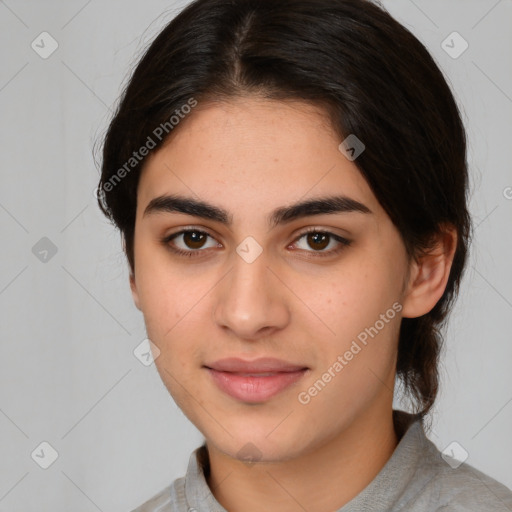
409,436,512,511
383,413,512,512
435,462,512,511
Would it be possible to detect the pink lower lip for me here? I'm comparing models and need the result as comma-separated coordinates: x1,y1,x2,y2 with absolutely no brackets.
206,368,308,403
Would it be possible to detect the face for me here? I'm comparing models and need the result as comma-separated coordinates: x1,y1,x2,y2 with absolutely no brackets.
130,97,413,462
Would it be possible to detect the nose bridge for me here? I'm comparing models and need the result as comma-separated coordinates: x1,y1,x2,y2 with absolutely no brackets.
212,244,290,338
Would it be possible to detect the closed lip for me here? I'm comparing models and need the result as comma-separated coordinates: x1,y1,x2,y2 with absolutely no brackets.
204,357,308,373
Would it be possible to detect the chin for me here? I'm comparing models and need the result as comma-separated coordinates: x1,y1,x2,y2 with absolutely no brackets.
202,415,315,463
215,436,305,464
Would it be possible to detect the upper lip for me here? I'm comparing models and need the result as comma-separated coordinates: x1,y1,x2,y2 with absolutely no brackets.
205,357,308,373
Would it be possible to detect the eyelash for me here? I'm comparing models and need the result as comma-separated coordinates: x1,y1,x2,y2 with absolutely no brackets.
161,227,352,259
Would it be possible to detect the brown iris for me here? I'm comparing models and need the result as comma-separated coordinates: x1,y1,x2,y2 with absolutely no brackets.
183,231,207,249
306,232,329,251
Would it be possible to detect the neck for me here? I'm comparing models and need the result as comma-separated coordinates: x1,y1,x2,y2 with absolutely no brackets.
205,405,399,512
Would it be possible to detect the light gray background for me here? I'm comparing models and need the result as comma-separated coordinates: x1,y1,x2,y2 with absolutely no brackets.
0,0,511,510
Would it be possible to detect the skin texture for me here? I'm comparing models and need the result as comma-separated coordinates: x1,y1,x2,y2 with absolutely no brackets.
129,97,457,512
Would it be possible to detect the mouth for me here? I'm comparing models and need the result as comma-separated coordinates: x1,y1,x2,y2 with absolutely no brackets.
204,357,309,403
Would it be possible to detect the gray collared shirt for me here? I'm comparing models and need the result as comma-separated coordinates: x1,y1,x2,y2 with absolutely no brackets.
131,412,512,511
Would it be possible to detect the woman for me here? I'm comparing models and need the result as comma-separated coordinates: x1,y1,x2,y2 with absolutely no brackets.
96,0,512,510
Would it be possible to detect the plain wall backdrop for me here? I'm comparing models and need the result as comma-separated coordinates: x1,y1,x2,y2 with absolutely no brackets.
0,0,511,510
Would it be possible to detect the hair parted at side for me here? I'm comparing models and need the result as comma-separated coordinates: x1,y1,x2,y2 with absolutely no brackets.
96,0,473,417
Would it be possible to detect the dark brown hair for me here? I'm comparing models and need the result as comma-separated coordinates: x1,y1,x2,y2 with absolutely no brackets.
96,0,473,417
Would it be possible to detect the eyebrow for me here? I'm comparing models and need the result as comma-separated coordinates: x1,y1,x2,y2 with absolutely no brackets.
143,193,372,229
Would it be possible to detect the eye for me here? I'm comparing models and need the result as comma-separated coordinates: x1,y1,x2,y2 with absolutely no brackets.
161,227,351,259
290,229,351,257
162,229,220,257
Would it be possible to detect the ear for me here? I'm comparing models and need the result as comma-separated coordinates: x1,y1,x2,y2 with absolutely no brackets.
401,224,458,318
123,233,141,311
129,272,141,311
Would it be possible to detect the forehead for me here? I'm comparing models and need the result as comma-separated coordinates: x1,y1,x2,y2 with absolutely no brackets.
137,98,383,223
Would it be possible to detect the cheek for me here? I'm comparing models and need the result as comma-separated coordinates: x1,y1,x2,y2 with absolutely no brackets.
142,283,207,417
293,255,402,386
295,259,392,336
135,252,202,337
298,315,400,419
136,264,210,365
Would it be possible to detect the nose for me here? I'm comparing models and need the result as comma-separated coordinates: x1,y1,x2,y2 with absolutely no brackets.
212,248,291,340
